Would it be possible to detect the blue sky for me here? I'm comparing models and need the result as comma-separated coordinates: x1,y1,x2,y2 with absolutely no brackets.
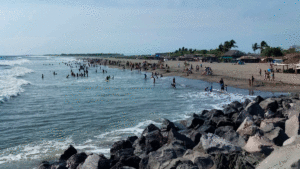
0,0,299,55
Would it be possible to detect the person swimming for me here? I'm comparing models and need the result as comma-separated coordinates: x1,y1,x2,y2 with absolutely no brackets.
204,87,209,91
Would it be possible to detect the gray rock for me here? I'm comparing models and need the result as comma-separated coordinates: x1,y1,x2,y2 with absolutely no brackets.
215,126,246,148
285,114,300,138
59,145,77,162
66,152,87,169
126,136,138,145
168,128,196,149
142,124,160,136
38,161,51,169
257,136,300,169
195,133,241,155
264,127,289,146
254,96,264,104
161,118,178,131
80,154,110,169
264,109,275,119
259,98,279,112
110,140,132,159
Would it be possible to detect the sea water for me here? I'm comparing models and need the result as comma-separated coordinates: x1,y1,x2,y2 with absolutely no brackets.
0,56,286,169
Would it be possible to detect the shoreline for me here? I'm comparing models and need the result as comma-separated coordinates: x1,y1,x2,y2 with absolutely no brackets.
96,57,300,93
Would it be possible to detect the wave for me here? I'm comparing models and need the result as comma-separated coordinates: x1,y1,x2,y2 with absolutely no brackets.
0,67,34,102
0,59,31,66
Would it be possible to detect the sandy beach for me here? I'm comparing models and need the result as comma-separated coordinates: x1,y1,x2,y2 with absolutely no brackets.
100,58,300,93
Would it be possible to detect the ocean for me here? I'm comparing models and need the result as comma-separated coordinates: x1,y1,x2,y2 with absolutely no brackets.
0,56,286,169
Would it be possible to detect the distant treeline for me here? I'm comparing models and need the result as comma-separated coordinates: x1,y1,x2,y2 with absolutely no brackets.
44,53,125,57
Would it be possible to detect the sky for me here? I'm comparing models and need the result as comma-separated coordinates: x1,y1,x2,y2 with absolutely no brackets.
0,0,299,55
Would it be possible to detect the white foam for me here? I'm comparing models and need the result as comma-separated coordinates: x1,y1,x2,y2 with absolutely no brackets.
0,59,31,66
0,67,34,102
0,137,74,164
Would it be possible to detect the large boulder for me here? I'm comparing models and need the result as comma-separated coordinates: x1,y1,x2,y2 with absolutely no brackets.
285,114,300,138
126,136,138,145
229,101,243,110
168,128,195,149
259,98,278,112
182,150,214,169
193,133,241,155
59,145,77,161
254,96,264,104
160,158,198,169
264,127,289,146
213,151,260,169
145,141,187,169
215,126,246,147
283,135,300,146
209,116,234,128
132,136,146,157
260,118,286,133
185,116,205,129
222,105,238,118
38,161,51,169
110,140,132,158
236,117,260,137
243,134,276,156
243,99,252,108
264,109,275,119
244,101,265,117
256,137,300,169
142,124,160,136
196,124,216,134
144,130,165,154
66,152,87,169
161,118,178,131
201,109,223,120
111,148,134,161
80,154,110,169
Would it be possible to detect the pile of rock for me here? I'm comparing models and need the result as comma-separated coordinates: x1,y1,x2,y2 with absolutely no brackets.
37,93,300,169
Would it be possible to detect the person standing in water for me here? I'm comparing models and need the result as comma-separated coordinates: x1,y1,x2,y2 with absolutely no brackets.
219,78,224,91
144,74,147,79
173,78,176,84
42,74,44,79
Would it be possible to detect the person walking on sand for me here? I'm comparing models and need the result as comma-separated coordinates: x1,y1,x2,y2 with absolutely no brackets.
178,63,180,68
259,69,261,76
272,71,275,81
251,75,255,86
264,70,267,80
248,79,251,87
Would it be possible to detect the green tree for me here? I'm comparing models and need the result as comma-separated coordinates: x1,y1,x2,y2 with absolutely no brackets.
252,43,259,53
224,41,231,52
262,47,283,57
218,44,224,52
229,39,238,48
179,48,181,51
260,41,269,54
182,47,185,51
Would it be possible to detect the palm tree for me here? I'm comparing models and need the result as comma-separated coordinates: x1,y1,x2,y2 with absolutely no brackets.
252,43,259,53
224,41,231,52
260,41,269,54
218,44,224,52
229,40,238,48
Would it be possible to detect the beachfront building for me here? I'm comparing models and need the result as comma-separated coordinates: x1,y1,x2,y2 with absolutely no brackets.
221,50,245,62
201,54,218,62
237,56,260,63
290,45,300,52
